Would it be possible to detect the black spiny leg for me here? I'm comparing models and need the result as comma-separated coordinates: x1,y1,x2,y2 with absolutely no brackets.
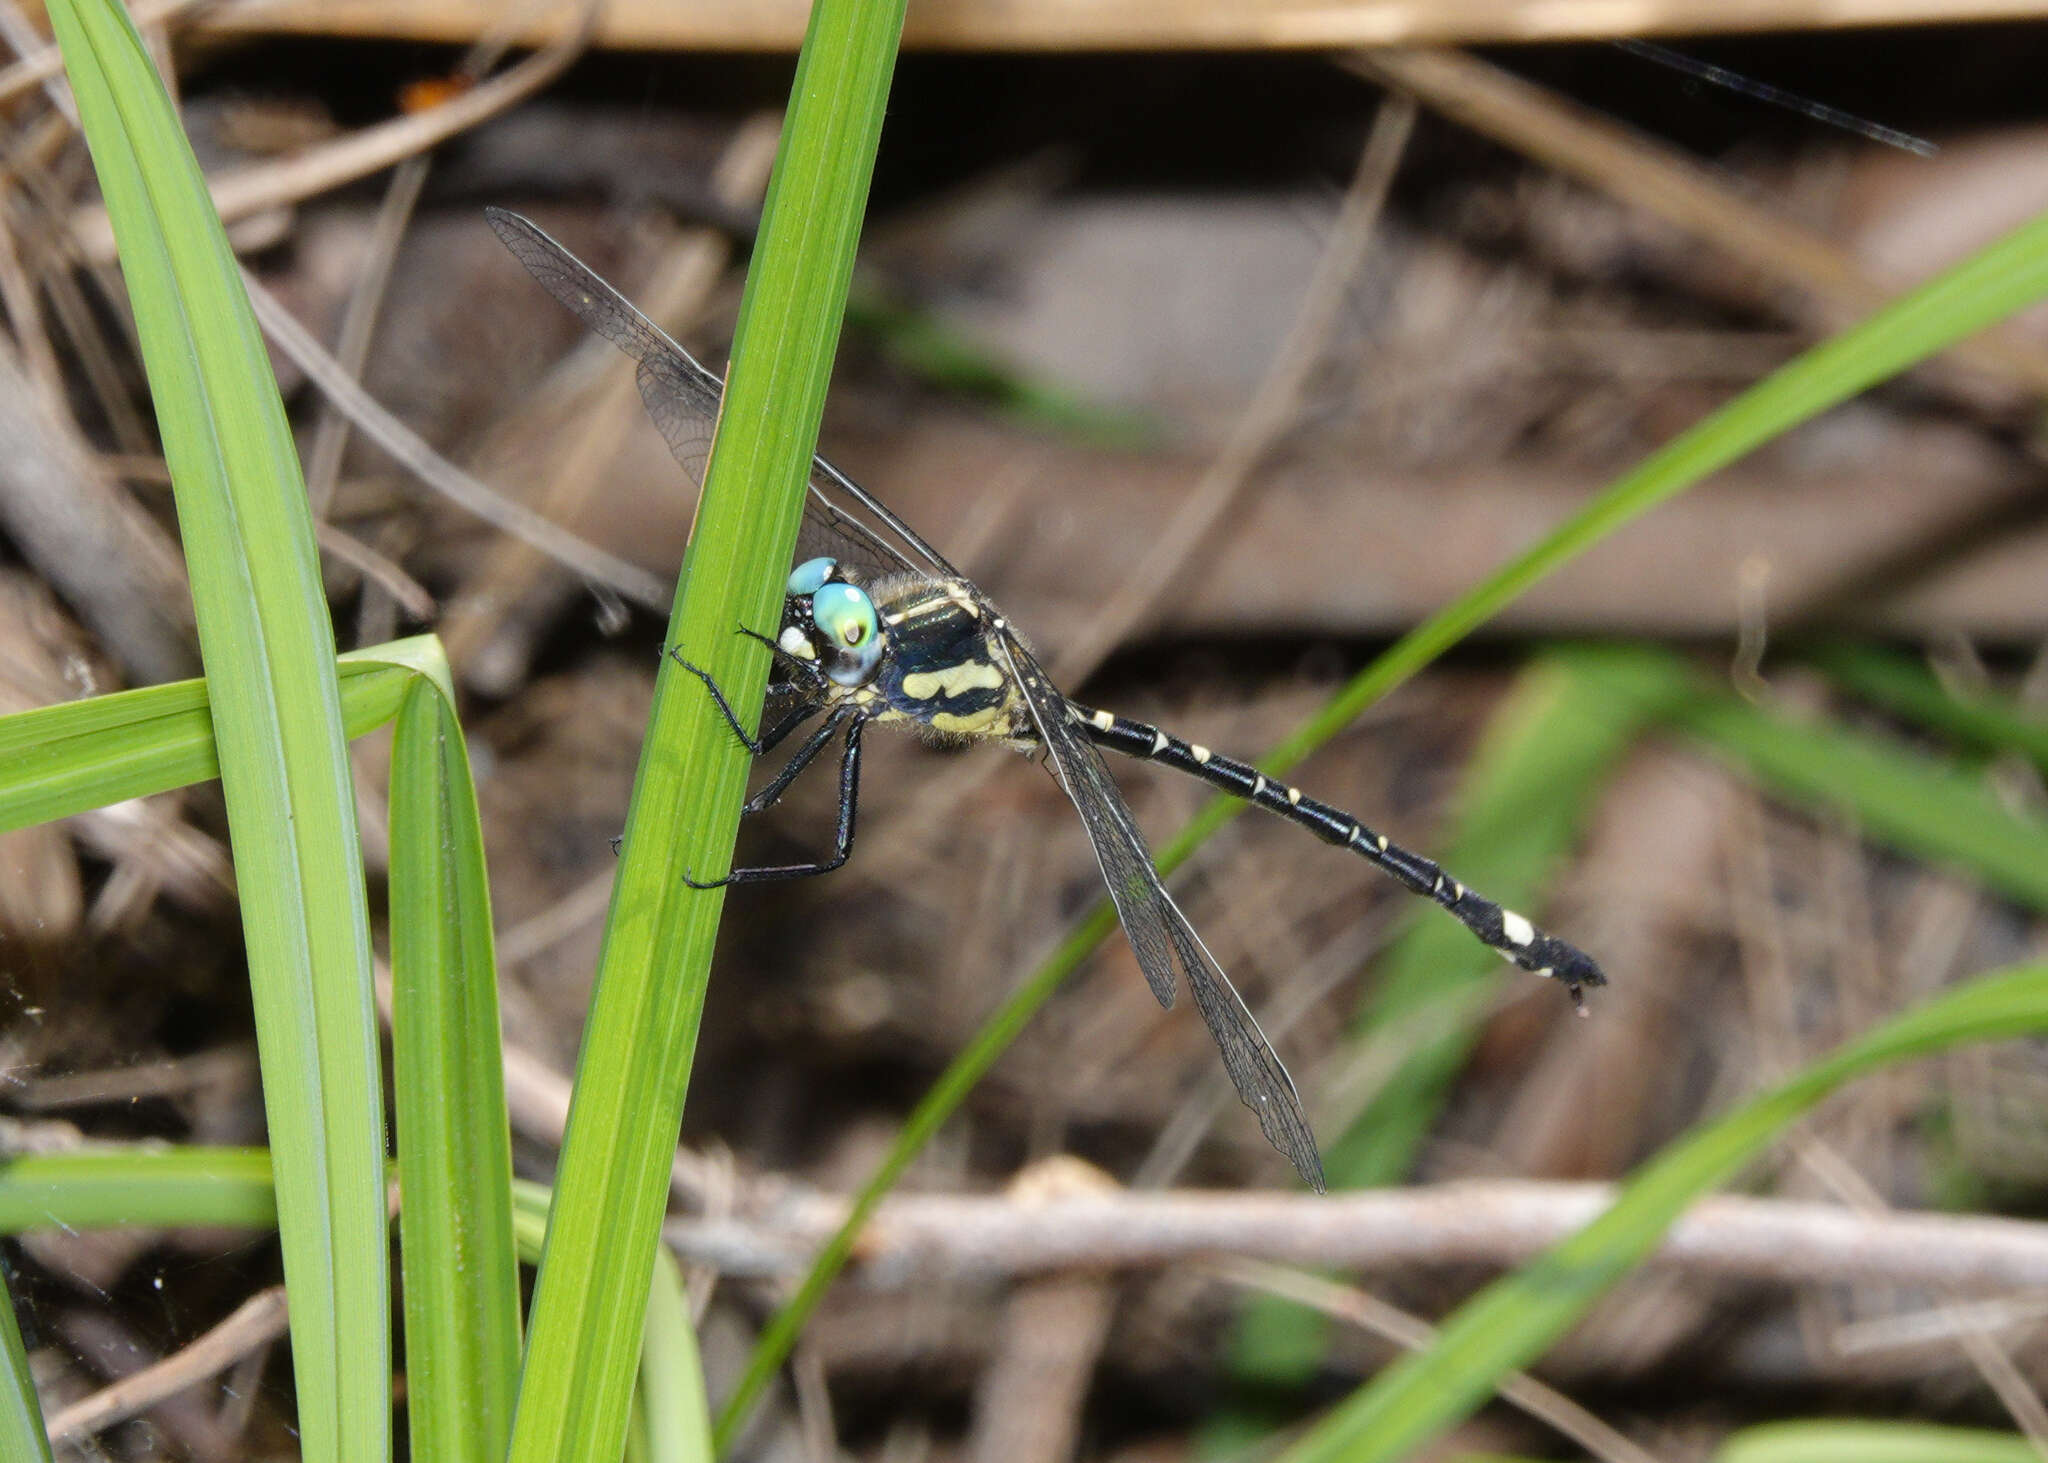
668,645,817,758
1074,702,1607,1006
685,714,867,889
740,706,854,817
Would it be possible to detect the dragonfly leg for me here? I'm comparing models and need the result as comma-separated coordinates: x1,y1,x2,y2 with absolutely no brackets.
685,716,866,888
743,707,851,816
734,624,830,699
610,716,821,859
668,647,818,757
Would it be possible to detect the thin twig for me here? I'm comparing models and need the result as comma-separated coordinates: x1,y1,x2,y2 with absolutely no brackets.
67,0,602,264
45,1285,288,1446
0,0,213,107
312,518,437,620
1213,1260,1664,1463
242,271,670,609
663,1181,2048,1294
303,0,557,518
1794,1136,2048,1450
1349,47,2048,401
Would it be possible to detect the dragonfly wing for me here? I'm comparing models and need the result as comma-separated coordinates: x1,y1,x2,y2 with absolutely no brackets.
989,628,1325,1192
487,208,725,491
491,208,963,585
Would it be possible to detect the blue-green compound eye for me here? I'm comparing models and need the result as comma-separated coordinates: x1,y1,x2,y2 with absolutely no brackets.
811,581,882,685
787,557,837,596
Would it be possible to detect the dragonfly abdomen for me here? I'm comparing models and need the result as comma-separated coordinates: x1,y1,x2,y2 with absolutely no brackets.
1073,702,1606,1004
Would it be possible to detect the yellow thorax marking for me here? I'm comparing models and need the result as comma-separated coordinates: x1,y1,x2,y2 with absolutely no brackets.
901,661,1005,700
930,704,1006,735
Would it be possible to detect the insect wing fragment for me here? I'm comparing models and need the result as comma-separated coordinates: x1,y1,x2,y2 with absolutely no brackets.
989,628,1325,1192
487,208,959,587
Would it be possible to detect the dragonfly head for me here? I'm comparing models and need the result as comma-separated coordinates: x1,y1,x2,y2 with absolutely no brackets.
781,557,883,687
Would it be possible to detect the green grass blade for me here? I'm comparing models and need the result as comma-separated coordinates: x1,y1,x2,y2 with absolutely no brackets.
0,637,437,832
1804,642,2048,774
1716,1421,2039,1463
1276,962,2048,1463
389,672,520,1463
49,2,388,1457
725,205,2048,1443
639,1248,714,1463
506,4,905,1460
1653,658,2048,911
0,1148,277,1232
0,1268,54,1463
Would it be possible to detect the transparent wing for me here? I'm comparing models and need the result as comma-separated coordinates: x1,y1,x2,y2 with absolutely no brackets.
486,208,960,584
987,628,1325,1192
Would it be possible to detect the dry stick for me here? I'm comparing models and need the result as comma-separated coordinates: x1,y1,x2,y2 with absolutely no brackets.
312,518,437,620
303,0,565,519
44,1285,289,1446
0,337,197,683
65,0,599,265
187,0,2048,52
1795,1134,2048,1449
302,164,429,521
0,190,63,400
495,867,617,966
792,1341,839,1463
662,1181,2048,1293
1833,1292,2048,1355
241,271,670,609
856,94,1417,889
12,133,159,457
966,1273,1118,1463
0,0,78,121
440,111,783,671
1212,1260,1664,1463
1349,47,2048,402
0,0,211,106
1067,94,1415,686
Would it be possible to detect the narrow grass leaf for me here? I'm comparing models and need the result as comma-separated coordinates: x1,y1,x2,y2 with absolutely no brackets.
1716,1420,2039,1463
638,1248,714,1463
0,638,438,832
1276,962,2048,1463
0,1269,53,1463
390,671,520,1463
1804,642,2048,774
0,1148,276,1232
1662,660,2048,911
50,2,388,1456
507,4,905,1460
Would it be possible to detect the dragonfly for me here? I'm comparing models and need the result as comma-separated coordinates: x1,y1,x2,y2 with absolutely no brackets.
487,208,1606,1191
